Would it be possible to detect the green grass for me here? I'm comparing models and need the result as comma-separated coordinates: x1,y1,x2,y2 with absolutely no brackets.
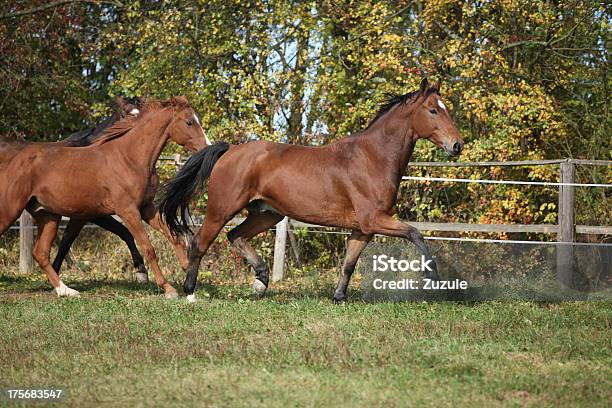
0,232,611,407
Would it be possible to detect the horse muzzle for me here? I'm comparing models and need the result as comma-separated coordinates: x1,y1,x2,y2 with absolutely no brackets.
444,141,464,157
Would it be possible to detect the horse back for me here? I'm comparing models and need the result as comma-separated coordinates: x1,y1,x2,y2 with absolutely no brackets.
209,140,361,227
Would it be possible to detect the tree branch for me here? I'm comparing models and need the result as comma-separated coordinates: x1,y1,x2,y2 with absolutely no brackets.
0,0,123,19
500,40,549,50
434,21,461,41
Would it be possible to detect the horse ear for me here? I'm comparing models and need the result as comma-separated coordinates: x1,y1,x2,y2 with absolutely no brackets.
114,96,128,111
114,97,129,117
433,79,442,93
170,96,189,108
419,77,429,94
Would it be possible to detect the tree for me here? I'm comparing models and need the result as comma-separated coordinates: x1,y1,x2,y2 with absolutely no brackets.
0,1,125,139
1,0,609,229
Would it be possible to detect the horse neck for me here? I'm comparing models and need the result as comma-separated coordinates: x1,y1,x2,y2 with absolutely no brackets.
357,105,417,183
111,108,174,173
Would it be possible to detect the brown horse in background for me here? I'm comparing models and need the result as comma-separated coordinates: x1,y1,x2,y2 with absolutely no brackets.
3,97,147,275
51,97,211,282
0,96,207,298
48,97,149,277
159,78,464,302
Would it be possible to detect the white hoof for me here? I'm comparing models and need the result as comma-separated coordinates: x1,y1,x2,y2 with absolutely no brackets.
55,281,80,297
252,279,267,298
186,294,197,303
135,272,149,284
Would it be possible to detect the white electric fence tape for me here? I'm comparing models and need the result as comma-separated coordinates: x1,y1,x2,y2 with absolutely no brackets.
402,175,612,188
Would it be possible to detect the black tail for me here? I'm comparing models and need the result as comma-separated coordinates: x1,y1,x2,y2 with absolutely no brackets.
157,142,230,237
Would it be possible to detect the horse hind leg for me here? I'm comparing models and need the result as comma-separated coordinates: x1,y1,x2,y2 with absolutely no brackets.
182,214,232,303
333,231,372,304
32,212,80,297
227,211,283,298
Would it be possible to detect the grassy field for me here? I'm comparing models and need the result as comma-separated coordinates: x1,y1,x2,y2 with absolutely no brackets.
0,231,611,407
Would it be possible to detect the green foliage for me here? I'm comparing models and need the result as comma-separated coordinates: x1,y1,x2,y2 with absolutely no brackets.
0,2,123,139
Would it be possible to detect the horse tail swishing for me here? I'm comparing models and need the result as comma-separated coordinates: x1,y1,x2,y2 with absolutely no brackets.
159,141,230,236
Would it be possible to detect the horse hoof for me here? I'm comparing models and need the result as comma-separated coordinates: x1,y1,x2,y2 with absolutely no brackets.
252,279,267,298
164,289,179,299
186,294,197,303
55,282,80,298
333,295,346,304
135,272,149,284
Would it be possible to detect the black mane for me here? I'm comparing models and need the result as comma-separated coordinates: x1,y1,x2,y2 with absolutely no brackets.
63,97,141,147
63,114,120,147
366,86,438,130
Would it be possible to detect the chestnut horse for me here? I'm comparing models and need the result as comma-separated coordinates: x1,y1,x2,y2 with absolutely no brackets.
60,97,141,148
159,78,464,303
51,97,211,282
0,96,207,298
49,97,148,277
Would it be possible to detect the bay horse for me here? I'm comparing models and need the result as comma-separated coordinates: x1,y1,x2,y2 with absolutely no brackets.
158,78,464,303
0,96,207,298
51,98,211,282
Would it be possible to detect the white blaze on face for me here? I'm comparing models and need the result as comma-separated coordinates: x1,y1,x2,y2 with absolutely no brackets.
194,114,212,145
437,100,447,111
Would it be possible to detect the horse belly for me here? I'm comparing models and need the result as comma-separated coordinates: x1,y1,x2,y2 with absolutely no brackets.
30,181,113,218
258,170,358,229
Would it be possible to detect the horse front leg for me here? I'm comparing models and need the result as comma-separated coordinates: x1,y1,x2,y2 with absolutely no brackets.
91,216,148,283
116,208,177,299
362,212,440,281
140,203,189,271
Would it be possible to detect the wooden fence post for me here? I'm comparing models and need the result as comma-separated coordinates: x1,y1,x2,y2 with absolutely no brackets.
272,216,288,282
173,153,182,168
556,159,575,287
19,211,35,273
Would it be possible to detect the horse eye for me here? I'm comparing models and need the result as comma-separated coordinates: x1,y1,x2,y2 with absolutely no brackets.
429,108,437,115
186,120,193,126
